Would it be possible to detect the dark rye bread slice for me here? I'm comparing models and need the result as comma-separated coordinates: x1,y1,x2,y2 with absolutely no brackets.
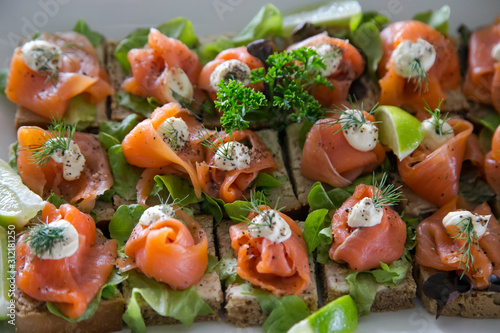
105,40,132,122
122,215,223,326
14,41,109,129
216,220,318,328
416,265,500,318
322,261,416,312
256,129,301,215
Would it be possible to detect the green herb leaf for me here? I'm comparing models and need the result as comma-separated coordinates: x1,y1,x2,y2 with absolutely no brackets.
213,252,245,286
46,193,68,208
73,19,104,48
153,175,203,206
205,254,219,274
478,111,500,132
0,68,8,97
108,204,146,246
63,95,97,130
107,144,142,201
8,142,18,173
98,113,141,149
413,5,451,35
201,194,224,225
232,4,283,45
303,209,330,253
350,21,384,79
116,91,158,118
198,36,235,64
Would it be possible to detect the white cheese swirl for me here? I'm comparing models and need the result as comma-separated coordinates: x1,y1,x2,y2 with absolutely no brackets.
347,197,384,228
50,139,86,181
340,109,379,152
247,209,292,243
210,59,251,90
421,118,454,150
21,40,62,74
157,117,190,151
310,43,342,77
391,38,436,78
139,205,176,226
443,211,491,238
167,67,194,100
30,220,79,260
213,141,251,171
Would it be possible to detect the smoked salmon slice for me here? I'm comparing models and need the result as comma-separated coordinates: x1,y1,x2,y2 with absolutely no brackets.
124,207,208,290
415,200,500,289
287,32,365,107
378,21,461,119
122,103,205,204
485,125,500,195
198,46,264,101
398,119,473,207
5,32,113,119
229,206,310,296
16,203,117,318
122,28,202,105
17,127,113,212
301,113,386,188
329,184,407,272
196,129,276,203
463,21,500,112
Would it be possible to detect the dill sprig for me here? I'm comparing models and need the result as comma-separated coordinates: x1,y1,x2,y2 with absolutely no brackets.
23,118,76,166
233,191,282,229
23,222,66,258
424,100,454,136
196,127,235,160
450,217,479,279
324,100,380,134
372,173,404,209
406,58,429,94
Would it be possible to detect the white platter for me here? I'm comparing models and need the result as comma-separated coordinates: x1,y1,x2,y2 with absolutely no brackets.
0,1,499,332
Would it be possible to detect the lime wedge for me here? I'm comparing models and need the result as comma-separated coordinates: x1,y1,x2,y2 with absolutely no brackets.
0,226,11,320
374,105,425,160
0,159,45,229
288,295,358,333
282,1,362,36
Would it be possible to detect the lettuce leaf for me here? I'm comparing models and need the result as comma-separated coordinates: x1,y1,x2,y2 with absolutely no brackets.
123,270,212,331
201,194,224,225
458,167,495,203
46,268,127,322
303,208,330,253
223,191,270,223
198,36,235,64
8,142,18,173
98,113,141,149
413,5,451,35
109,204,146,246
240,283,310,333
46,193,68,208
116,91,159,118
115,18,199,73
153,175,203,206
212,252,245,286
107,145,142,201
73,19,104,48
478,110,500,132
307,182,351,211
0,68,8,97
63,95,97,130
232,4,283,45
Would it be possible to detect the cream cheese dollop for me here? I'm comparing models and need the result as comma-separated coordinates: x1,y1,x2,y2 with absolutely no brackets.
310,43,343,77
347,197,383,228
139,204,176,226
157,117,190,151
491,42,500,62
213,141,251,171
443,211,491,238
248,209,292,243
167,67,194,100
50,139,86,181
21,40,62,74
421,118,454,150
30,220,79,260
210,59,251,90
391,38,436,78
340,109,379,152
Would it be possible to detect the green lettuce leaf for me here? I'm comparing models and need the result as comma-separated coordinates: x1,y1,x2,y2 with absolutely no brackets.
478,111,500,132
350,21,383,79
109,204,146,246
223,191,270,223
0,68,8,97
316,243,333,264
107,145,142,201
73,19,104,48
153,175,203,206
47,268,127,322
254,173,286,189
201,194,224,225
307,182,351,211
240,283,310,333
46,193,68,208
303,209,330,253
8,142,18,173
205,254,219,274
198,36,235,64
232,4,283,46
98,113,141,149
413,5,451,35
116,91,159,118
459,167,495,203
62,95,97,130
115,18,199,73
123,270,212,331
213,252,245,286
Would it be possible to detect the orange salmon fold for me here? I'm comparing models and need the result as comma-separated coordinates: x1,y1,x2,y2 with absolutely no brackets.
398,119,473,207
378,21,461,119
287,32,365,107
463,21,500,112
415,200,500,289
196,130,276,203
301,113,386,188
485,125,500,194
124,208,208,290
17,127,113,212
122,103,204,204
329,184,407,271
122,28,202,105
5,32,113,119
16,203,117,319
229,206,310,296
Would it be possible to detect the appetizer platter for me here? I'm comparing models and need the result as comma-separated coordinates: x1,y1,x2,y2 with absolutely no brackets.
0,1,499,332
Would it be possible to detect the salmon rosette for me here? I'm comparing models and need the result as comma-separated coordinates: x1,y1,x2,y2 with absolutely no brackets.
463,20,500,112
124,206,208,290
329,184,407,272
122,28,202,105
229,205,310,296
398,118,473,207
17,126,113,212
121,103,205,205
16,203,117,318
196,129,276,203
416,200,500,289
301,110,386,188
378,21,461,119
287,32,365,107
485,125,500,195
198,46,265,101
5,32,113,119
